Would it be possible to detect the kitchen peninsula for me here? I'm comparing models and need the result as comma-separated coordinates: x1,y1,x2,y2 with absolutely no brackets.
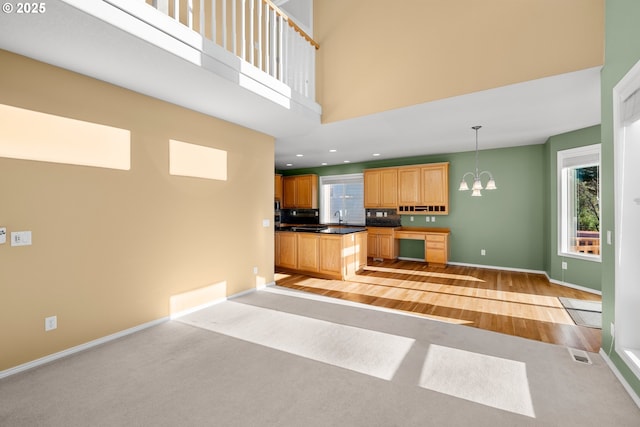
275,226,368,280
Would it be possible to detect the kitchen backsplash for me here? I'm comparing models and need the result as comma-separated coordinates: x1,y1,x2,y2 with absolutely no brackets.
281,209,320,224
365,209,401,227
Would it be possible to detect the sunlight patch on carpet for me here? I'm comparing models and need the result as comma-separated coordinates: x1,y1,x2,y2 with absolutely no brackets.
178,302,415,380
419,345,536,418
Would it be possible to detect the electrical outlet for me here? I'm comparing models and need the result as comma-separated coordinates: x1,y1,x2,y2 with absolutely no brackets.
431,216,436,222
253,266,258,274
45,315,57,331
481,249,486,256
562,261,568,270
425,216,430,222
410,216,414,222
11,231,32,246
0,227,6,244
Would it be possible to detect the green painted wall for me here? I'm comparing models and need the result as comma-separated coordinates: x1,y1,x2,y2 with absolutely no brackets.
283,144,546,271
601,0,640,397
545,126,602,291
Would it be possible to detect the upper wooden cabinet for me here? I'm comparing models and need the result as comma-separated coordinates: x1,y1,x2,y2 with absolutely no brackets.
364,168,397,208
274,174,283,201
397,167,421,206
397,162,449,215
421,163,449,208
282,174,318,209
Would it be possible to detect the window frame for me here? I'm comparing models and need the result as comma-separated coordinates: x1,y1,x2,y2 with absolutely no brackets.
557,144,602,262
319,173,365,225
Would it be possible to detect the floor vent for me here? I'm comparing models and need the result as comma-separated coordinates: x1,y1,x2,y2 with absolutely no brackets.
567,347,592,364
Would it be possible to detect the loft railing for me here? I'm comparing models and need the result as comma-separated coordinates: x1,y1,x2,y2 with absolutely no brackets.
148,0,318,100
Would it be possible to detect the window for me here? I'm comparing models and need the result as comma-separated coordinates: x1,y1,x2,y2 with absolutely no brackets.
557,144,601,260
319,174,365,225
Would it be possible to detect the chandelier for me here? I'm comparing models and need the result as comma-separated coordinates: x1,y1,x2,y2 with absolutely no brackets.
458,125,497,196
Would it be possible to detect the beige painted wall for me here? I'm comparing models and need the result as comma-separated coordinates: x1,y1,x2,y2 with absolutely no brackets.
0,50,275,371
315,0,604,123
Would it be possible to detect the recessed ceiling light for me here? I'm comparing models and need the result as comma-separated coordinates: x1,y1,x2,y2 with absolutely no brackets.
329,149,337,153
296,154,303,157
286,163,293,166
373,153,381,157
343,160,350,163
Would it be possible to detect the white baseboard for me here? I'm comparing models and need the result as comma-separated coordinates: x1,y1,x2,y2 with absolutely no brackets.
447,261,547,275
0,285,267,380
397,257,425,262
0,316,168,380
600,349,640,409
445,261,602,295
547,276,602,295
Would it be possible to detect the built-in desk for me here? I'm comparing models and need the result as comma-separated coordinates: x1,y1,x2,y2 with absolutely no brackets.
395,227,450,265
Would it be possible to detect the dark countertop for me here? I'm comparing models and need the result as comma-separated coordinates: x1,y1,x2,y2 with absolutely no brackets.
276,225,367,234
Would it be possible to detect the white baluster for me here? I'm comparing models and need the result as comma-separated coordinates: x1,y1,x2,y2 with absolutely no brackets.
200,0,205,36
257,0,262,69
241,0,246,60
281,21,288,84
174,0,179,22
212,0,217,44
222,0,227,49
232,0,237,55
188,0,193,29
264,3,270,75
249,0,254,65
277,15,283,80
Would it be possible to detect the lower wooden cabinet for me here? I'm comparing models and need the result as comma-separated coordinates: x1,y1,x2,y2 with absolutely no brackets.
367,227,399,260
297,233,320,272
276,232,297,270
275,231,368,279
425,233,448,265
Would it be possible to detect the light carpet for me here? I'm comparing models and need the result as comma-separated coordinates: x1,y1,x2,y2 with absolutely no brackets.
0,286,638,426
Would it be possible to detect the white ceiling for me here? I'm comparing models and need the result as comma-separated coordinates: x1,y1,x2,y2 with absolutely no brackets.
275,66,602,169
0,0,601,171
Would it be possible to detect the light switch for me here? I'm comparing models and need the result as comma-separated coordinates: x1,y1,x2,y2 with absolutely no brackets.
0,227,6,244
11,231,32,247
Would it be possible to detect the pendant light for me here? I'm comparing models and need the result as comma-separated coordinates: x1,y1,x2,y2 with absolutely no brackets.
458,125,497,197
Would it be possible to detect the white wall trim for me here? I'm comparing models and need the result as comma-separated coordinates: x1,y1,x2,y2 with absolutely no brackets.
547,276,602,295
446,261,602,295
0,286,267,380
0,317,168,380
397,256,425,262
600,349,640,409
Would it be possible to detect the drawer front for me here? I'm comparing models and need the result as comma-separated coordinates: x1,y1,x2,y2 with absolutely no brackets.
427,250,446,264
395,232,424,240
426,234,446,242
426,242,445,250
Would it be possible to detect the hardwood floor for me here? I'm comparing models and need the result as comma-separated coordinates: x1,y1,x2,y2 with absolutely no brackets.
275,259,602,352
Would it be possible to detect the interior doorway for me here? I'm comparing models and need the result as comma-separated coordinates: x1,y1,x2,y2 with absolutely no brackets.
613,58,640,379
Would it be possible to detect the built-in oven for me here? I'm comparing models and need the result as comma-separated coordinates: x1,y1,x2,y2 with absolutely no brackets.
274,200,281,227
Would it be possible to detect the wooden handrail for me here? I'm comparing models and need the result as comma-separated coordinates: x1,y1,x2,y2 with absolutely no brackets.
263,0,319,49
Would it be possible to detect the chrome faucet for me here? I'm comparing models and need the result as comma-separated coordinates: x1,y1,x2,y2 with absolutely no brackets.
334,210,343,224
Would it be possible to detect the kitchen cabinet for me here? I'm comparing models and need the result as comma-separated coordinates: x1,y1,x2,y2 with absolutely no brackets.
397,162,449,215
367,227,399,260
425,233,449,265
394,227,450,265
275,230,368,279
282,174,318,209
364,168,397,208
297,233,320,272
276,232,297,270
397,167,421,206
274,174,283,201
